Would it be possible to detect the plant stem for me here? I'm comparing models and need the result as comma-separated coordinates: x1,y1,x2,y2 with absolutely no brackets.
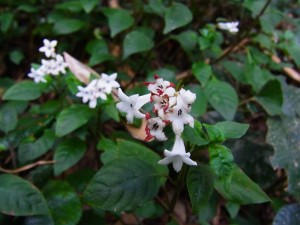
168,165,188,218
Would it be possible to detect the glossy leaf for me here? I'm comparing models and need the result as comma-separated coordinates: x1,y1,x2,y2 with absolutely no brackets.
53,19,85,35
80,0,99,13
123,30,154,59
215,121,249,139
255,79,283,116
3,81,43,101
182,120,209,146
55,104,94,137
0,174,48,216
214,165,270,204
204,79,238,120
192,62,212,87
54,138,86,176
103,8,134,37
172,30,198,51
163,3,193,34
186,165,215,213
0,103,18,133
43,181,81,225
202,124,225,143
83,158,161,212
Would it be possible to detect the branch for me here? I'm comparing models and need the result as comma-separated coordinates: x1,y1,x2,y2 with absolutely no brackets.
0,160,55,174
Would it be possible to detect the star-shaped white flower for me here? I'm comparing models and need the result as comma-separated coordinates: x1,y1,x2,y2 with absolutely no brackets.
39,39,57,58
100,73,120,94
152,94,177,119
145,75,175,96
217,21,239,33
116,88,151,124
145,116,167,141
27,67,47,83
41,59,57,75
158,135,197,172
54,54,68,74
176,89,196,112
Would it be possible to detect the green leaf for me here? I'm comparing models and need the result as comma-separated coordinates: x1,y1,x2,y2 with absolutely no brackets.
0,12,14,32
18,130,56,164
273,204,300,225
214,165,270,205
182,120,209,146
3,81,43,101
209,144,234,185
267,115,300,199
0,174,48,216
255,79,283,116
83,158,161,212
245,63,272,93
172,30,198,52
192,62,212,87
204,79,238,120
80,0,99,13
215,121,249,139
55,104,94,137
43,180,81,225
9,50,24,65
187,85,207,117
0,103,18,133
53,19,85,35
222,60,246,83
145,0,167,15
103,8,134,37
123,30,154,59
225,202,240,218
85,39,113,66
202,124,225,143
54,138,86,176
66,169,96,194
163,3,193,34
186,165,215,213
103,103,120,122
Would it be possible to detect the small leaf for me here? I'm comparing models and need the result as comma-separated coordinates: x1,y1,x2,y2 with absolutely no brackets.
123,30,154,59
202,124,225,143
215,121,249,139
186,165,215,213
53,19,85,35
83,158,161,212
3,81,43,101
192,62,212,87
80,0,99,13
85,39,113,66
0,174,48,216
225,202,240,218
255,79,283,116
163,2,193,34
172,30,198,52
204,79,238,120
222,60,246,83
9,50,24,65
0,103,18,133
103,8,134,37
0,12,14,32
103,103,120,122
182,120,209,146
54,138,86,176
187,85,207,117
43,180,82,225
273,204,300,225
214,165,270,205
55,104,94,137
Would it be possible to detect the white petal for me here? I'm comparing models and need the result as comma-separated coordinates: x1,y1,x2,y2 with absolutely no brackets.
172,119,184,136
158,156,173,165
89,99,97,108
172,157,183,172
182,156,197,166
117,88,129,102
135,93,151,109
126,112,134,124
116,102,131,113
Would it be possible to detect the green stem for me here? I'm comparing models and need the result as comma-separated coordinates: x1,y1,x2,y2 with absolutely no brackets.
168,165,188,218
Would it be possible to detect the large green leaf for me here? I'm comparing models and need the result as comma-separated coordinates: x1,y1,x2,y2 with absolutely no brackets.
103,8,134,37
3,81,43,101
273,204,300,225
123,30,154,59
18,130,56,164
215,121,249,139
0,174,48,216
43,181,81,225
163,3,193,34
54,138,86,176
55,104,93,137
83,158,161,212
255,79,283,116
186,165,215,213
204,79,238,120
214,165,270,204
0,103,18,133
267,116,300,199
192,62,212,87
53,19,85,35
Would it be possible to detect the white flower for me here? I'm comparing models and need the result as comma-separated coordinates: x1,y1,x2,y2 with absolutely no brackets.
145,116,167,141
39,39,57,58
41,59,57,75
100,73,120,94
145,75,175,96
116,88,151,124
152,94,176,119
54,54,68,74
27,67,47,83
167,104,194,136
217,21,239,33
158,135,197,172
176,89,196,112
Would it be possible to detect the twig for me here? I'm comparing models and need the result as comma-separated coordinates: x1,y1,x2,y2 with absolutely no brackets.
0,160,55,174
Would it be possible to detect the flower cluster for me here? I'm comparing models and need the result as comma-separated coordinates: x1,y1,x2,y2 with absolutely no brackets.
217,21,239,33
27,39,68,83
116,75,197,172
76,73,120,108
